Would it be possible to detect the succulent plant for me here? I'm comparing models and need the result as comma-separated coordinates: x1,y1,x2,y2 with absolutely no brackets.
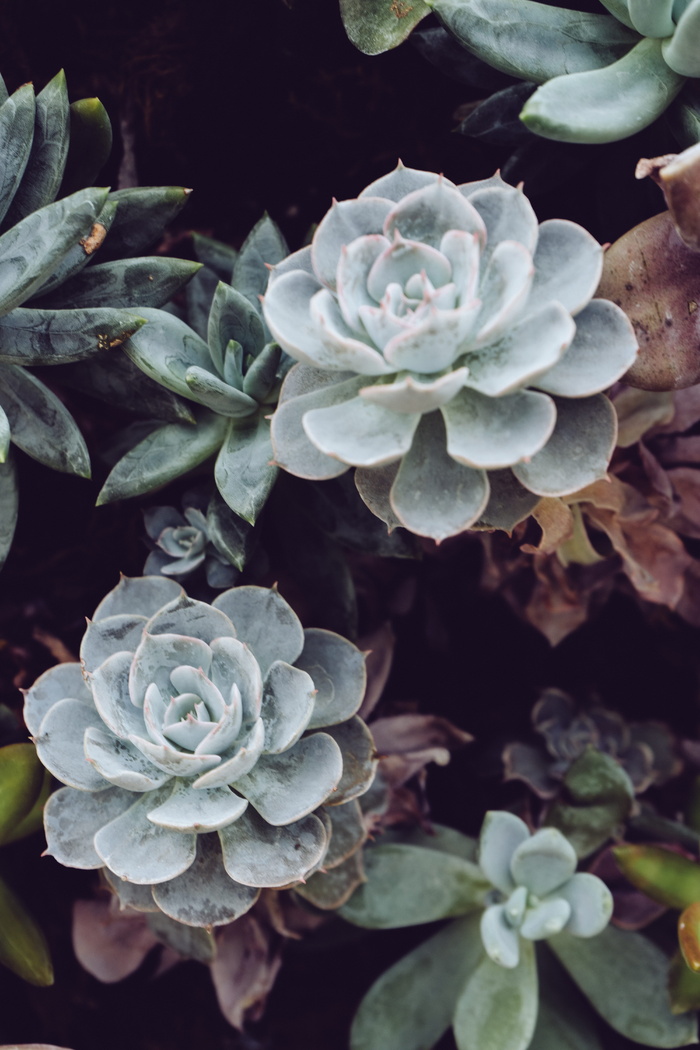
342,813,693,1050
24,576,376,928
98,217,290,534
504,688,681,799
341,0,700,144
263,164,638,541
0,70,199,570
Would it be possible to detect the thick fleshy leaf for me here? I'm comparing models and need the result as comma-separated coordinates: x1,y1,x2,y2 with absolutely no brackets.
359,370,466,414
550,926,698,1046
390,411,489,540
520,897,571,939
80,615,146,674
384,181,487,249
34,697,106,791
95,788,197,884
468,185,538,259
478,811,530,894
0,743,45,844
453,939,538,1050
23,661,91,736
360,164,450,203
38,257,199,311
532,946,605,1050
207,282,265,371
355,461,405,531
473,240,534,348
382,303,481,373
231,212,288,313
0,307,145,365
465,303,575,397
83,727,170,791
206,491,254,572
218,807,328,887
271,372,361,480
480,904,520,967
214,413,278,524
297,850,365,909
122,307,214,400
430,0,639,84
151,833,259,927
527,220,603,318
442,387,555,469
555,873,613,937
510,827,577,896
339,0,432,54
259,661,315,753
208,636,263,723
192,719,265,789
663,0,700,76
521,39,685,144
295,628,366,729
310,286,396,375
147,779,247,832
536,300,637,396
322,799,367,869
0,452,17,569
628,0,675,36
474,469,540,531
312,197,393,290
323,717,377,803
0,873,53,987
341,844,488,928
44,785,134,868
97,186,192,262
0,364,90,476
97,412,227,504
0,85,36,227
92,575,183,621
127,630,213,707
349,914,483,1050
242,341,282,403
184,367,258,418
513,395,617,497
545,749,634,858
235,732,342,825
213,585,304,678
89,650,145,737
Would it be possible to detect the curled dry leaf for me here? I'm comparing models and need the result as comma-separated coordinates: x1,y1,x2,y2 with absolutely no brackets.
210,913,283,1030
72,898,159,983
637,142,700,253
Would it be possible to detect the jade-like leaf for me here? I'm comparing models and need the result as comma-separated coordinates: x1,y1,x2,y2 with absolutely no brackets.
429,0,639,84
478,811,530,894
0,307,145,365
0,452,18,569
546,749,634,857
297,628,367,729
37,257,200,310
350,915,484,1050
242,341,282,404
0,364,90,476
44,785,134,868
231,213,288,315
207,282,265,373
340,844,489,928
0,743,45,845
206,490,254,571
6,70,69,223
5,766,51,844
271,373,361,480
151,833,259,927
122,306,215,400
213,585,304,678
97,412,227,505
664,0,700,76
94,788,197,884
214,414,278,524
323,717,377,803
258,661,315,754
98,186,192,262
22,660,92,736
0,85,36,227
521,38,685,144
613,844,700,910
628,0,676,37
92,574,183,621
550,926,698,1046
669,949,700,1013
235,732,343,825
185,366,259,418
60,96,113,196
218,807,328,887
0,873,53,986
340,0,432,55
30,197,117,298
510,827,577,897
34,697,106,791
453,938,538,1050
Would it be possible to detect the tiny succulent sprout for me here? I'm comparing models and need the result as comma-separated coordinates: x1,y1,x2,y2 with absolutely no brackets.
477,811,613,967
24,576,376,928
263,163,638,542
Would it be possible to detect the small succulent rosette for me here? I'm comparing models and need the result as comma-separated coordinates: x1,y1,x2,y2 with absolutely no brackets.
143,494,240,589
342,812,696,1050
24,576,376,928
264,164,638,542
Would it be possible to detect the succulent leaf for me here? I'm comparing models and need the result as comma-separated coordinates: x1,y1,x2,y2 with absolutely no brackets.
5,70,69,223
0,85,36,227
214,413,278,523
452,939,538,1050
0,453,17,568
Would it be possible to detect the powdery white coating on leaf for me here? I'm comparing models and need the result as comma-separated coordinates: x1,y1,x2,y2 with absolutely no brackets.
23,661,91,736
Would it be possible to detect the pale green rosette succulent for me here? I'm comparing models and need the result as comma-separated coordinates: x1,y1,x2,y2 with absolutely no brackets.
24,576,376,928
263,165,638,542
342,813,696,1050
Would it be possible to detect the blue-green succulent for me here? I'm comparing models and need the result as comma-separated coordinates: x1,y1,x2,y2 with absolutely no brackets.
264,164,638,542
25,576,376,928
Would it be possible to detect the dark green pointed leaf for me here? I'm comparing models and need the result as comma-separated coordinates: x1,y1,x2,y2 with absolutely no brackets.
37,257,201,310
430,0,639,83
341,0,432,54
521,38,685,143
98,187,193,262
214,413,278,524
30,198,118,298
550,926,698,1046
6,70,69,223
0,364,89,476
0,186,108,317
97,411,227,504
0,85,36,227
0,308,145,365
350,915,483,1050
232,214,288,314
2,767,51,844
206,489,254,571
58,352,195,424
545,748,634,857
0,743,45,845
193,232,237,282
59,97,113,197
0,452,18,569
0,874,53,986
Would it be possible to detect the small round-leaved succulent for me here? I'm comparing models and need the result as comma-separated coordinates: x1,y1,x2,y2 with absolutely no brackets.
264,164,638,542
24,576,376,928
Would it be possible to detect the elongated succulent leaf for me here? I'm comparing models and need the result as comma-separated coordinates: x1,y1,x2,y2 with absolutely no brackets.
97,187,192,262
122,306,214,400
664,0,700,76
31,197,117,298
6,70,69,224
0,307,145,365
0,84,36,227
550,926,698,1046
58,352,195,423
214,414,278,523
350,915,484,1050
532,947,604,1050
0,743,45,845
205,490,253,571
232,213,288,315
0,452,18,569
429,0,639,84
37,257,200,310
0,874,53,986
59,97,113,197
97,412,227,504
193,232,237,282
0,364,90,476
340,0,432,55
521,38,685,143
453,939,538,1050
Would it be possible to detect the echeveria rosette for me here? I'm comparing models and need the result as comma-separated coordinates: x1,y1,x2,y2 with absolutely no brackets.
24,576,376,928
264,165,637,542
342,815,696,1050
143,493,245,589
